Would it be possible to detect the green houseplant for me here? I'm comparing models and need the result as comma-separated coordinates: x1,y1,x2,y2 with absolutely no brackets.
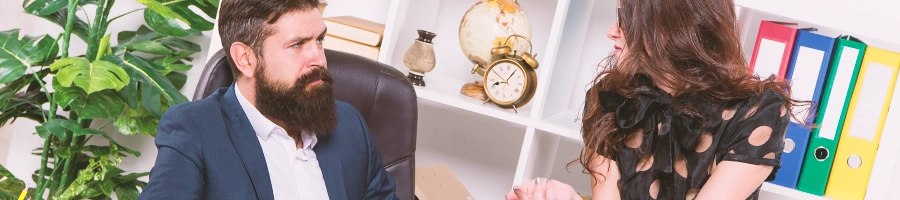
0,0,218,199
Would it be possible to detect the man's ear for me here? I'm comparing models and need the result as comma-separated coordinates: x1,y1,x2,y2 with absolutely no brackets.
229,42,258,78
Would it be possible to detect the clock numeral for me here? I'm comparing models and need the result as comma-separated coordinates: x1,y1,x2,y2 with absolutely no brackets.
506,66,511,71
518,76,523,79
491,85,496,89
495,91,500,96
517,83,524,86
514,88,521,93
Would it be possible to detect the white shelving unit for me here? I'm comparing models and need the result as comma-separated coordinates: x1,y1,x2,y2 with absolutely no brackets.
203,0,900,199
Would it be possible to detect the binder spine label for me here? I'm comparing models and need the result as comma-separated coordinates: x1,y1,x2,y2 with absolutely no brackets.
847,63,895,141
754,38,787,78
819,46,861,140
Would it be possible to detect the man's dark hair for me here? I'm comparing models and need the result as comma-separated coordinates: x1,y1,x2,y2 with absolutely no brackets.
218,0,320,79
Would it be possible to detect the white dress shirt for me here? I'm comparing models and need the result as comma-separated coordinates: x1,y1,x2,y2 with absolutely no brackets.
235,86,331,199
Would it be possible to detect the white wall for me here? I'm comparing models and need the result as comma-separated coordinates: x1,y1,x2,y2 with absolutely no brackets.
1,0,214,186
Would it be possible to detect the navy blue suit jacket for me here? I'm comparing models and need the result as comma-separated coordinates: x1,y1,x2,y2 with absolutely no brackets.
139,85,398,199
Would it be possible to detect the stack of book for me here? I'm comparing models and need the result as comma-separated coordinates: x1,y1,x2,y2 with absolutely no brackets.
323,16,385,60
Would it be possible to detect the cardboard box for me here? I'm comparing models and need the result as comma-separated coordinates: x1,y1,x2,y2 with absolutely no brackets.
579,193,591,200
414,163,473,200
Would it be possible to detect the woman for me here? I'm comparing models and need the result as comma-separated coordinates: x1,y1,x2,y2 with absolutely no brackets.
508,0,801,199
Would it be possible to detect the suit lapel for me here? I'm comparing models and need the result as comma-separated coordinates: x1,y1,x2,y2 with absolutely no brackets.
220,85,274,200
315,135,348,199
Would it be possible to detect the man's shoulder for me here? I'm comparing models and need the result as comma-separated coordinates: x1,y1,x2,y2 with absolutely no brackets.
332,100,369,137
162,89,227,121
334,100,360,117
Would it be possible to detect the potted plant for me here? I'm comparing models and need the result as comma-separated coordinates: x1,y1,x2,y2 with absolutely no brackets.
0,0,218,199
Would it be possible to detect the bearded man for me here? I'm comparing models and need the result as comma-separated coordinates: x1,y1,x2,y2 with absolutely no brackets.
139,0,397,199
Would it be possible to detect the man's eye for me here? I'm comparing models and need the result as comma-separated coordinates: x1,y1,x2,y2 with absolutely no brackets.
290,42,301,48
316,38,324,44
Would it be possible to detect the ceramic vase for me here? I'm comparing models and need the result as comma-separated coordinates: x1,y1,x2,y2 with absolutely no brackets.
404,30,437,86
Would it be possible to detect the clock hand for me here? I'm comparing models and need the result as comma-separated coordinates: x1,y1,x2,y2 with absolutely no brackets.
492,70,505,80
505,70,516,85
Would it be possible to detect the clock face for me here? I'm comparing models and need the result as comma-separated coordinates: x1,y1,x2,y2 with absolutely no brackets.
485,62,527,104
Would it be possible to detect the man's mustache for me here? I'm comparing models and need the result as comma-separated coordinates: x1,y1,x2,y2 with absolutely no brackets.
295,68,333,87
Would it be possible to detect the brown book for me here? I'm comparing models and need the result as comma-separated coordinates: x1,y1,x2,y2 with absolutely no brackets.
323,16,385,47
323,35,379,60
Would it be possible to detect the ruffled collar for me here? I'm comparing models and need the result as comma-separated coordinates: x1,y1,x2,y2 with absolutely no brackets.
596,75,706,179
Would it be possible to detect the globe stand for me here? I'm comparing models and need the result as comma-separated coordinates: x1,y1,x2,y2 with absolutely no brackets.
460,81,487,101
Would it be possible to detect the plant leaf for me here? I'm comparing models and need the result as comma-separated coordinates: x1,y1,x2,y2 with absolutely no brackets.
53,80,125,119
0,100,52,127
56,146,79,158
37,118,80,139
114,182,140,200
0,164,26,200
23,0,53,13
0,76,35,109
159,38,201,52
116,26,158,47
0,29,59,84
32,8,90,42
117,26,199,56
153,50,195,66
139,0,216,31
126,40,174,55
169,5,213,31
104,53,188,118
117,76,139,110
50,57,130,94
37,0,68,16
112,173,149,185
114,107,159,136
100,180,116,196
135,0,188,25
144,10,190,37
174,0,218,21
102,135,140,157
166,72,187,90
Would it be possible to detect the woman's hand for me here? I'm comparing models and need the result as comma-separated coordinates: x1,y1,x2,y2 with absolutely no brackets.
505,178,581,200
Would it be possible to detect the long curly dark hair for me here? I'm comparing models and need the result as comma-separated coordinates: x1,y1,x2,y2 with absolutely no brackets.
577,0,809,183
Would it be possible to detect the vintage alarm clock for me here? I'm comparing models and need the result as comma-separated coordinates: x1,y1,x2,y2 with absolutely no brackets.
471,34,539,112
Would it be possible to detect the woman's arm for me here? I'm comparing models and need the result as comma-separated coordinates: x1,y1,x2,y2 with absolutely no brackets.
589,153,622,200
695,161,773,200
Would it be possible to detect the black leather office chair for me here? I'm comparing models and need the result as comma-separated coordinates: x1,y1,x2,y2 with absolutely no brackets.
193,49,417,199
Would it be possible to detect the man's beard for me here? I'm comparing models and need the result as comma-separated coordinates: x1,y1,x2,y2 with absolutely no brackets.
254,63,337,137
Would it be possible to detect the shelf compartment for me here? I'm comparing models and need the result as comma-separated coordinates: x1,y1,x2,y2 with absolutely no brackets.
415,99,527,199
380,0,563,90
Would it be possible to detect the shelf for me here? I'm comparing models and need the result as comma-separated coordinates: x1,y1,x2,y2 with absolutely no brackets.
735,0,900,48
761,183,832,200
534,109,581,141
414,73,541,129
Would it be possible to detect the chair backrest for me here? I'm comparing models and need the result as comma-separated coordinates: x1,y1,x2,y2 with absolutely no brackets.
194,49,417,199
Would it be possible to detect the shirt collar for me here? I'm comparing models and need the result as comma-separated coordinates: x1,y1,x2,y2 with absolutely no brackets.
235,84,281,141
234,84,318,150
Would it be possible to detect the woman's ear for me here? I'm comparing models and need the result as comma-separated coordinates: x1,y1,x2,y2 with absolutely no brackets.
229,42,258,78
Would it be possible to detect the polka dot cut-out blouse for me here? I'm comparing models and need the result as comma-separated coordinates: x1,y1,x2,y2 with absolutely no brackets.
591,75,790,200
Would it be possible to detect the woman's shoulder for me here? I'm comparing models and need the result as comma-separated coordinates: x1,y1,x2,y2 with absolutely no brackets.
726,87,789,112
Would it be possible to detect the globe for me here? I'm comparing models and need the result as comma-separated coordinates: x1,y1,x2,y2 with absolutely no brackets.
458,0,533,70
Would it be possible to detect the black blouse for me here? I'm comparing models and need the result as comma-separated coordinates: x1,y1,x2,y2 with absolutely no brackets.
593,76,790,200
